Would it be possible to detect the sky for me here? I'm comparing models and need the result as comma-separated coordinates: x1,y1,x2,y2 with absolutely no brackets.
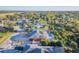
0,6,79,11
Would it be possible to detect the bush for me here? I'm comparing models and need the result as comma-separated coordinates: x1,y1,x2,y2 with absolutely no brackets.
64,47,73,53
40,40,46,46
41,39,63,47
50,41,56,46
70,41,78,49
56,41,62,47
41,38,50,46
50,40,62,47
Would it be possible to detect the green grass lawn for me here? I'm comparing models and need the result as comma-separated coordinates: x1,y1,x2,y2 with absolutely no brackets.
0,32,6,37
0,32,15,44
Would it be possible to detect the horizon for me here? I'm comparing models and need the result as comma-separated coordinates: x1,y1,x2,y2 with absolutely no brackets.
0,6,79,11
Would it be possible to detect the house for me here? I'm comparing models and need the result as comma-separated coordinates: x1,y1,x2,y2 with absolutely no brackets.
13,26,26,32
14,18,29,32
10,29,54,47
0,26,5,32
0,25,14,32
17,20,25,26
3,27,14,32
0,23,5,32
28,30,54,41
17,18,30,26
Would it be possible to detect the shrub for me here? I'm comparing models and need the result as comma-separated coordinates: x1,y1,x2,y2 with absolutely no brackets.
41,38,50,46
50,40,62,47
56,40,62,47
64,47,73,53
41,40,46,46
70,41,78,49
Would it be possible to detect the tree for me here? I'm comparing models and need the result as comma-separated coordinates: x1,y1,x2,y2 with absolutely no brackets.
40,38,50,46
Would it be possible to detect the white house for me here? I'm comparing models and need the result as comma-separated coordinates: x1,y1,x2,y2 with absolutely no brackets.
10,29,54,46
